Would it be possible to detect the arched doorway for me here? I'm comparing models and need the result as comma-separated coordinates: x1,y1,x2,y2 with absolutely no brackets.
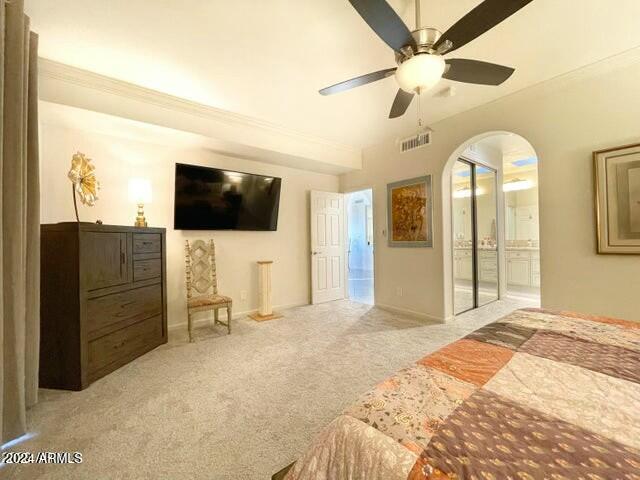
443,131,541,317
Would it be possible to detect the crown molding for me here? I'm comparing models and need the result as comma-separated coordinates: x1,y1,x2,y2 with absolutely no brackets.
38,58,361,173
38,58,357,152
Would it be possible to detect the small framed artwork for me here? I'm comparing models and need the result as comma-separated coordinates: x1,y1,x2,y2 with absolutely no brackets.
387,175,433,247
594,143,640,254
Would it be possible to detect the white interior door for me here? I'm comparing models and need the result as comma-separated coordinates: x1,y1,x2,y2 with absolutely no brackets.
310,191,345,304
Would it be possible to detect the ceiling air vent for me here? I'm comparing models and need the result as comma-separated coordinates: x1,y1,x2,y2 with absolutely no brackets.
399,129,432,153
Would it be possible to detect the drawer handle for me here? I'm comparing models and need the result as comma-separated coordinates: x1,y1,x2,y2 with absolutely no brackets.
114,340,126,349
121,301,136,308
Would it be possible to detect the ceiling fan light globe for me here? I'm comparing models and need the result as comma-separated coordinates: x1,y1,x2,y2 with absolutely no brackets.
395,54,445,93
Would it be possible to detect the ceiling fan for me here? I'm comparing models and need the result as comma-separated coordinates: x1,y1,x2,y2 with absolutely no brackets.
319,0,534,119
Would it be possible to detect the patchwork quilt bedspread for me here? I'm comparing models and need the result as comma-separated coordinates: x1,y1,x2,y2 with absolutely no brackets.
284,308,640,480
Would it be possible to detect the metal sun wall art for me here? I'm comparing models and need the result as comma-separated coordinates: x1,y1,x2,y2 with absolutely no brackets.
68,151,100,222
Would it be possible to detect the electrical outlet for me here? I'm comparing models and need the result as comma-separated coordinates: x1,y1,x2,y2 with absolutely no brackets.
396,287,403,297
240,290,247,301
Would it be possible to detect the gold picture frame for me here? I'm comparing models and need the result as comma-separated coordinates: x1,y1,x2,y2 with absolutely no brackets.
387,175,433,248
594,142,640,254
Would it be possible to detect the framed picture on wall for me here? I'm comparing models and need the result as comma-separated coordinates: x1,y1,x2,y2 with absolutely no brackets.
594,143,640,254
387,175,433,247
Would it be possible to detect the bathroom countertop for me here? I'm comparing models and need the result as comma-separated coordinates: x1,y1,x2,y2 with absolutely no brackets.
453,246,539,251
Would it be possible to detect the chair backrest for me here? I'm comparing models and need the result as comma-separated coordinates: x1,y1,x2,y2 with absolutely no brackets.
185,239,218,298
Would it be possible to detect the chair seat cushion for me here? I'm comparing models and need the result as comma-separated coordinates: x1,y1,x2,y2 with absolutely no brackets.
188,294,232,308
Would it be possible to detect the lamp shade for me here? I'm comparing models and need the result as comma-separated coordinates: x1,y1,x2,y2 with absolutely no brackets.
395,54,445,93
128,178,152,204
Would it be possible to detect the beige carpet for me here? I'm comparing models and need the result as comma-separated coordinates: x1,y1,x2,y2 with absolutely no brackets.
3,298,537,479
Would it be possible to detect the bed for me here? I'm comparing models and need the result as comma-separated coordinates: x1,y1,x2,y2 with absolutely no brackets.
281,308,640,480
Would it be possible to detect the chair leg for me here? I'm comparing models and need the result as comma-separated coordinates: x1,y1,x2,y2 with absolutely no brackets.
227,305,232,334
188,312,194,343
214,308,219,326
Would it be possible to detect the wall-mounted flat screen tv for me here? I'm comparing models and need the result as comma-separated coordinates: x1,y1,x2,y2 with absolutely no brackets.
174,163,281,231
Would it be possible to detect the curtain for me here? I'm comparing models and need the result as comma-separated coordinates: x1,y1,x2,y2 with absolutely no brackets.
1,0,40,444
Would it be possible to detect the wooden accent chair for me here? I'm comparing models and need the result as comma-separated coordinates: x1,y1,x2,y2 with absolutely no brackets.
185,239,232,342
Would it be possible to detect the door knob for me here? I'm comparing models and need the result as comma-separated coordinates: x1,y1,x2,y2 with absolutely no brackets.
312,251,319,255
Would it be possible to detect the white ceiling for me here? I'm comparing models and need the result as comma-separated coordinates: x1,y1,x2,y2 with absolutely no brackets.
477,133,535,159
475,133,538,175
26,0,640,149
454,132,538,184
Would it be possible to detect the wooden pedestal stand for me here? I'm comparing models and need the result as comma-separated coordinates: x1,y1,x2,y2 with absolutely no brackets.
249,261,282,322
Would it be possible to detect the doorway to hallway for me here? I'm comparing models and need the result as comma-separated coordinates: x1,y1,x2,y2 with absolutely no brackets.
346,189,374,305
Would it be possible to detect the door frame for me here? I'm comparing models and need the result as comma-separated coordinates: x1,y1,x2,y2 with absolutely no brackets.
451,157,500,315
343,186,375,304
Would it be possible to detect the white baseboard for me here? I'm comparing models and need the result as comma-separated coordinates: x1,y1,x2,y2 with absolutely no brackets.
375,303,445,323
167,301,308,331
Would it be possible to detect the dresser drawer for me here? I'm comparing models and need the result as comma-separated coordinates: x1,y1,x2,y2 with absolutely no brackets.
134,258,162,281
86,284,162,339
88,315,163,375
507,250,531,259
133,233,161,254
480,265,498,274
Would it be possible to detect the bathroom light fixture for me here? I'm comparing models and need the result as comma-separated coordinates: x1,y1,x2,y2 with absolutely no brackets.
503,178,533,192
453,186,485,198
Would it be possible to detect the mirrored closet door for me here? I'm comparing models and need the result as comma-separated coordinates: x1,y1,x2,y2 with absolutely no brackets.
452,159,499,315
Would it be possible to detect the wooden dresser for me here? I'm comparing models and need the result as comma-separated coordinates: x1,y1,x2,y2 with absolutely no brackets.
40,222,168,390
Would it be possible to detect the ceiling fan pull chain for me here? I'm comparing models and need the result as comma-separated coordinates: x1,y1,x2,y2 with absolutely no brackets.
417,87,423,128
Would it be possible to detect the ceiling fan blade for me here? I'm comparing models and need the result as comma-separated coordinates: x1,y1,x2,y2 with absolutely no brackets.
434,0,534,54
389,89,414,118
349,0,416,52
319,67,397,96
443,59,514,85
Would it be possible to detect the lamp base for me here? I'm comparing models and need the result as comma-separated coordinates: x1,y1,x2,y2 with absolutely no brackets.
134,203,148,227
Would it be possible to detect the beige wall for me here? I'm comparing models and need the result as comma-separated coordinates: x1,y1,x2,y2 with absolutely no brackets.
342,52,640,321
40,123,339,328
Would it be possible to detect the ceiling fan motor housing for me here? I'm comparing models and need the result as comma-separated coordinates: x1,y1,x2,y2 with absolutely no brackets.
395,27,443,63
394,28,447,93
412,27,442,53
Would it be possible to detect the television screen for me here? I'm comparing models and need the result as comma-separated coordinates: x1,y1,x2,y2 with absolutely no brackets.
174,163,281,231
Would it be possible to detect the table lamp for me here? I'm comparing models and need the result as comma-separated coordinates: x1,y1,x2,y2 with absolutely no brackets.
128,178,152,227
